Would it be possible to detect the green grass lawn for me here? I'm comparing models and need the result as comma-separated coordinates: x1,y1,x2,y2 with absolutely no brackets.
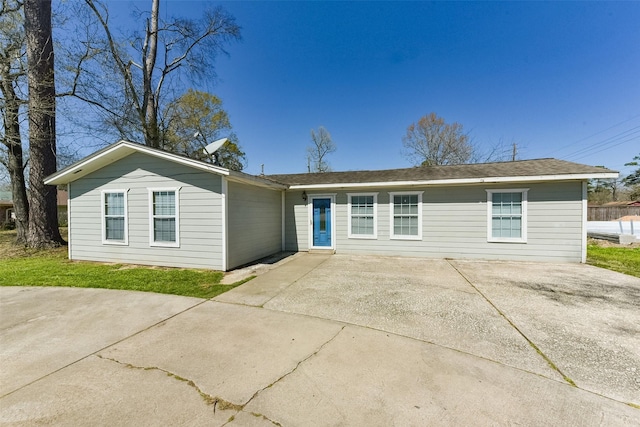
587,244,640,278
0,230,249,298
2,230,638,298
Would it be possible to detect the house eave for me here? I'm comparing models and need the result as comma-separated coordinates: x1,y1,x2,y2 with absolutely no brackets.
226,171,288,190
45,140,231,186
287,172,619,190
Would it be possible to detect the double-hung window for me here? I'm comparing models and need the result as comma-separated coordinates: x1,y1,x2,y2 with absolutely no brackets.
389,192,423,240
149,188,180,247
487,189,528,243
102,190,128,245
348,193,377,239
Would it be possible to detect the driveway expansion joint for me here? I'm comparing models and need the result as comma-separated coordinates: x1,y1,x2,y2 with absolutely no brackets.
446,260,577,388
259,255,333,308
259,304,572,387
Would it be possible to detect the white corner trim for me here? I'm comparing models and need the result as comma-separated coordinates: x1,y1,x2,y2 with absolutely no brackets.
221,177,228,271
101,189,129,246
581,181,587,263
148,187,181,248
67,182,72,260
389,191,423,240
281,191,286,251
486,188,529,243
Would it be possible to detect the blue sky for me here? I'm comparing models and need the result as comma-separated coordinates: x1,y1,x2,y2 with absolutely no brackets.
84,1,640,177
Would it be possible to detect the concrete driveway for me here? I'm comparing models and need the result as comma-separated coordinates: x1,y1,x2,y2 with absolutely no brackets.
1,254,639,425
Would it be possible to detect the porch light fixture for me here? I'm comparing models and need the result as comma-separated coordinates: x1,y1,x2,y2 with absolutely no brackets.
302,191,307,201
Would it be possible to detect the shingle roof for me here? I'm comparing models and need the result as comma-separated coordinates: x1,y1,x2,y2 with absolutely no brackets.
266,159,616,186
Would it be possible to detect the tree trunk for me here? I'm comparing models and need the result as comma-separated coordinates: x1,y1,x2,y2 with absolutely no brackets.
24,0,64,248
143,0,159,148
0,65,30,244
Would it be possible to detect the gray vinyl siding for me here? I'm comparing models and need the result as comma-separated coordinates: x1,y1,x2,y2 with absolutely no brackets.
285,181,585,262
68,152,224,270
284,190,309,251
226,181,283,269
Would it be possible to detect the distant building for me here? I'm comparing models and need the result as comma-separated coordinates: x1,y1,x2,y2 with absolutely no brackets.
0,190,69,227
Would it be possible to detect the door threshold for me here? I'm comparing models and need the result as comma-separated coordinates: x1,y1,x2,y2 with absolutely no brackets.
308,248,335,254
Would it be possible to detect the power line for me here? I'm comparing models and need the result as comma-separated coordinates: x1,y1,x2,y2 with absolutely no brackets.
566,133,639,163
561,126,640,162
546,113,640,157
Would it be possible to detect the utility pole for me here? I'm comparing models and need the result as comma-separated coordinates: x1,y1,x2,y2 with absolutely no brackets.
512,143,517,161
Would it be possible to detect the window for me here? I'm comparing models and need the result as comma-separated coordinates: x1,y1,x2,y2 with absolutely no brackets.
389,192,423,240
102,190,128,245
487,189,528,243
149,188,180,247
348,193,377,239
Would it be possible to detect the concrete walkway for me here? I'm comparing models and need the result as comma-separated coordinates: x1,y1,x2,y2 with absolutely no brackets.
1,254,639,426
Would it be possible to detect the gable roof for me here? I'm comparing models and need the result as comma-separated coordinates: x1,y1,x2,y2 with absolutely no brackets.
45,140,618,191
266,159,618,189
44,140,287,190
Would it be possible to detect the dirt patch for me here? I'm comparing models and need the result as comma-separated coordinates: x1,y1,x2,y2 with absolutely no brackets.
0,229,69,260
616,215,640,221
588,238,640,248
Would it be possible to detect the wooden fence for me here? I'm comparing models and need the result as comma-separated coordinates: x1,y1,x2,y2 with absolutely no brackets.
587,206,640,221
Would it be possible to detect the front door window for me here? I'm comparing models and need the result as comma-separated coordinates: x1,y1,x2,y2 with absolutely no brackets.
312,198,332,247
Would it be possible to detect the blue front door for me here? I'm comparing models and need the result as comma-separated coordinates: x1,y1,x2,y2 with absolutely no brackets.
312,198,331,247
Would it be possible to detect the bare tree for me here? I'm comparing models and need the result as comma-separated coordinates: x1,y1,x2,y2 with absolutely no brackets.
62,0,241,150
0,0,29,242
24,0,64,247
307,126,336,173
471,137,523,164
402,112,474,166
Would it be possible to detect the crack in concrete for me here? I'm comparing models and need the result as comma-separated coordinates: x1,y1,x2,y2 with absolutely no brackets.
96,355,243,413
221,412,282,427
0,298,208,400
97,325,345,426
238,324,347,422
248,412,283,426
446,260,577,387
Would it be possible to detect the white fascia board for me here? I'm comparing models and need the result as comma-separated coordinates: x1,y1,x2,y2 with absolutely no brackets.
287,172,619,190
45,141,230,185
45,142,134,185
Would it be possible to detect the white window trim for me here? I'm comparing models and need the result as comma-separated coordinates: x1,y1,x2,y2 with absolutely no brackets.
307,193,337,250
148,187,181,248
389,191,423,241
101,189,129,246
486,188,528,243
347,192,378,239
